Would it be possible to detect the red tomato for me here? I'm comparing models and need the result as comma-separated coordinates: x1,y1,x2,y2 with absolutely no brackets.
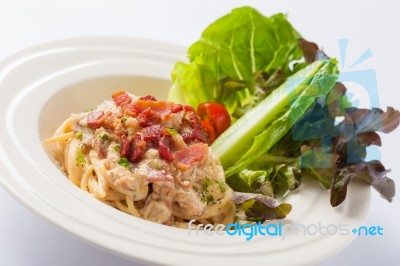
197,102,231,139
200,120,216,143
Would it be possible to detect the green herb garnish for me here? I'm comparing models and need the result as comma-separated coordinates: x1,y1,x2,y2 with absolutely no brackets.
203,177,212,190
75,131,83,140
113,145,121,152
121,116,129,123
100,133,110,141
76,151,86,164
217,179,226,193
200,191,214,203
200,177,214,203
117,158,131,168
164,127,178,135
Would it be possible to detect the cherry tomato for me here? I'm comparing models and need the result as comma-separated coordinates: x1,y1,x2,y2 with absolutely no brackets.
200,120,216,143
197,102,231,139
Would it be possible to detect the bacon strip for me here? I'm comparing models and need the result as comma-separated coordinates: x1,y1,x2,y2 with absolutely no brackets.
142,124,164,141
87,111,105,129
126,100,176,117
139,95,157,101
137,108,161,127
174,143,209,170
171,104,183,113
182,104,209,144
159,136,174,162
112,91,132,107
130,134,147,163
119,135,131,158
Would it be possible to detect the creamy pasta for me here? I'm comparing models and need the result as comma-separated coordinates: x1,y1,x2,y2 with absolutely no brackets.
44,91,235,227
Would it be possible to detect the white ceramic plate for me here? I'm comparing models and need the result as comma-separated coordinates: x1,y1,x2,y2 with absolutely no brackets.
0,37,370,266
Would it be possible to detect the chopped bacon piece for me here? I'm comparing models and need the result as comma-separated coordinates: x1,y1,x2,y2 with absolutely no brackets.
87,111,105,129
113,123,125,137
112,90,125,98
125,101,148,116
139,95,157,101
181,132,195,144
183,104,196,113
193,128,209,144
127,100,175,117
159,136,174,162
112,91,132,107
99,145,107,159
137,108,161,127
171,104,183,113
182,104,208,143
174,143,208,170
130,134,147,163
142,124,164,141
101,111,115,129
123,106,139,117
186,110,202,129
119,135,131,158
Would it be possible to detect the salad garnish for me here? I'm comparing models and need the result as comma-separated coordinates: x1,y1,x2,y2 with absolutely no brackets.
168,6,399,222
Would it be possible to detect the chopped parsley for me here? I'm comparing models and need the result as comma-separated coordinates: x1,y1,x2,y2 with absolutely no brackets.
203,177,212,190
121,116,129,123
217,179,226,193
76,151,86,164
75,131,83,140
200,193,207,203
164,127,178,135
200,191,214,203
200,177,214,203
100,133,110,141
113,145,121,152
117,158,131,168
84,108,93,112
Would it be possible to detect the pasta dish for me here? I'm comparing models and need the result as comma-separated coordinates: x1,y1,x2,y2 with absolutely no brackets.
45,91,235,227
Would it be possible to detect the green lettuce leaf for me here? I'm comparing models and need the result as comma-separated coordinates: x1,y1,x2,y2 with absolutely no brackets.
168,6,303,119
231,192,292,221
227,165,301,198
227,169,269,193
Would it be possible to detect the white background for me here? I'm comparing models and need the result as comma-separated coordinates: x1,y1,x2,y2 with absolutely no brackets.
0,0,399,265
